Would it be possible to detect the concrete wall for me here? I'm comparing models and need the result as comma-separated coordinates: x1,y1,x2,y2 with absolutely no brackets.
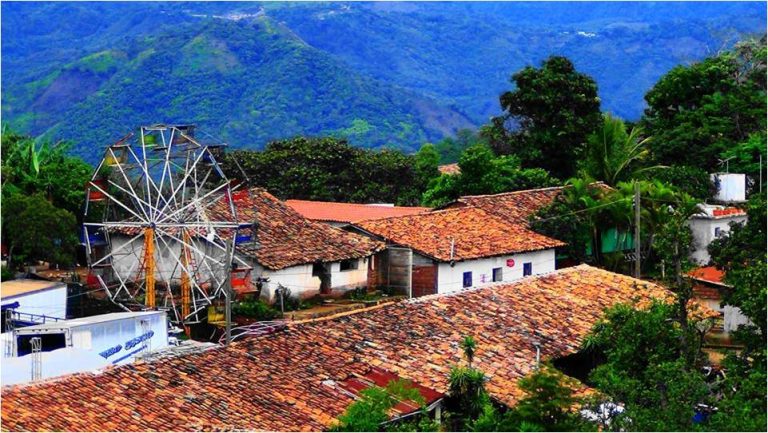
435,249,556,294
689,216,747,264
256,259,369,302
697,297,752,334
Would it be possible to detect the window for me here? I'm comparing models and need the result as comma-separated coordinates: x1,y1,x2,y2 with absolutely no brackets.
463,271,473,288
340,259,358,271
523,262,533,277
714,227,722,238
492,267,503,282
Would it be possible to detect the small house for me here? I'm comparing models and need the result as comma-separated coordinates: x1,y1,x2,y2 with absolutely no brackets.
688,204,747,265
439,184,633,261
207,188,385,301
352,206,565,296
686,266,752,347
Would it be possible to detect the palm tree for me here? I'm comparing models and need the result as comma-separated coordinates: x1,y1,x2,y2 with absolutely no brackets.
460,335,477,367
580,113,663,186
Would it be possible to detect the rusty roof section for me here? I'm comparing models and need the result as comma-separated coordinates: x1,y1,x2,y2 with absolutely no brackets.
1,265,679,432
443,183,611,224
356,206,565,261
438,163,461,175
285,199,430,224
686,266,729,287
208,188,385,270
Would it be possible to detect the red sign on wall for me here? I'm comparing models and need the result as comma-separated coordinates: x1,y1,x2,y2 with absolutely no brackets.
506,259,515,267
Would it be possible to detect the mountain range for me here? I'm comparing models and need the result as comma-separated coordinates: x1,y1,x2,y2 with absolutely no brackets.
2,1,765,162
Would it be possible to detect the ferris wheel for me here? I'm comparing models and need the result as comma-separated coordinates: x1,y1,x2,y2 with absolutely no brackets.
82,124,253,324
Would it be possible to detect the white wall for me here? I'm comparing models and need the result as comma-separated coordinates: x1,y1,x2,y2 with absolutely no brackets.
689,216,748,264
436,249,556,294
711,173,746,203
329,258,368,290
3,284,67,319
257,258,367,302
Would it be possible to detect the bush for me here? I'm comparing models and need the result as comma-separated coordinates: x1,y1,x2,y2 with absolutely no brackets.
232,299,280,320
1,266,14,281
274,284,303,311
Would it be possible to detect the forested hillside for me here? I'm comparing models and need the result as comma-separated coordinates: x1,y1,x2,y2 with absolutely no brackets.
2,1,765,161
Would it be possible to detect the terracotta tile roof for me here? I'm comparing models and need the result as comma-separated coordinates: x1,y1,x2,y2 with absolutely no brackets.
438,163,461,175
686,266,728,287
1,265,678,432
443,183,611,224
208,188,385,270
356,206,565,261
285,200,430,224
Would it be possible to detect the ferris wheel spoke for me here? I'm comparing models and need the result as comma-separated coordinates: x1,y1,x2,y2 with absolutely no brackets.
90,230,145,267
157,180,231,225
111,258,141,300
88,181,148,223
154,233,210,306
105,180,160,220
107,147,151,221
153,135,177,221
154,148,208,221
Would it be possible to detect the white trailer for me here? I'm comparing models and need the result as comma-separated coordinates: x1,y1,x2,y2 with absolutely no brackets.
12,311,168,372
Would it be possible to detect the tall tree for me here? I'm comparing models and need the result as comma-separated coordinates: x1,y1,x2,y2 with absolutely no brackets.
1,192,79,268
221,137,424,205
493,56,602,179
421,143,557,207
642,37,767,172
580,113,660,186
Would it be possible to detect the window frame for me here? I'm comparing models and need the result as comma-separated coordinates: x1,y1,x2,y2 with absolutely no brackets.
339,259,359,272
523,262,533,277
492,267,503,282
463,271,473,288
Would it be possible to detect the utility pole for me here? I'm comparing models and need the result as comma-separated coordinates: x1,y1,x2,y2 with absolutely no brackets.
224,240,234,346
634,182,641,278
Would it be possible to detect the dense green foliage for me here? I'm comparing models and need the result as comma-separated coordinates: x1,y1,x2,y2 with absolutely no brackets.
493,56,603,179
1,192,79,268
708,195,767,335
584,302,710,431
642,37,767,172
231,299,280,321
1,127,89,268
579,114,659,186
222,136,435,205
422,143,558,207
331,379,429,432
647,165,714,200
430,129,487,164
1,127,92,216
472,365,591,432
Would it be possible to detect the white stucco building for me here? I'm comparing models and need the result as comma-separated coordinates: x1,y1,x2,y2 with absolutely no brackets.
352,206,564,297
688,204,748,265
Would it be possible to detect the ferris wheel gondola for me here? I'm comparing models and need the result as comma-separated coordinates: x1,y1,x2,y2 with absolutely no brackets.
82,124,253,324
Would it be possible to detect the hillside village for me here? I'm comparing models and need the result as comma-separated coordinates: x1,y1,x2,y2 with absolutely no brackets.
1,4,766,433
